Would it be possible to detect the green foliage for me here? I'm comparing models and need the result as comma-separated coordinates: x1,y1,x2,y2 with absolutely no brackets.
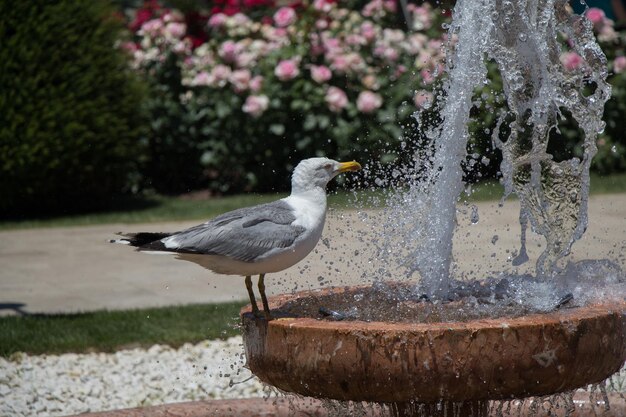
0,0,147,216
140,56,208,194
595,71,626,173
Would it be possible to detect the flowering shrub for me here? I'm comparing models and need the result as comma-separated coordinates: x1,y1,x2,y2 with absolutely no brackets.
125,0,448,193
124,1,626,194
556,7,626,174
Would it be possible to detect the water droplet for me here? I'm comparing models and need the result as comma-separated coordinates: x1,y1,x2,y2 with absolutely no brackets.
518,32,527,42
470,205,479,224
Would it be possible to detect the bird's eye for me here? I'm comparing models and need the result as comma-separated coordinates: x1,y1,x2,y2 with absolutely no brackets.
323,163,333,170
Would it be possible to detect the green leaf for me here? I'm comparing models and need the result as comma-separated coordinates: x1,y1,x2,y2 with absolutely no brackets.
303,115,317,131
269,124,285,136
317,115,330,129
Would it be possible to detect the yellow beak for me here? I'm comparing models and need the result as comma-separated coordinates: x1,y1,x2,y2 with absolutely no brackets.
337,161,362,173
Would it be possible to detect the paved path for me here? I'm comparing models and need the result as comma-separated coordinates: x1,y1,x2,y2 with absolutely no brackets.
1,194,624,315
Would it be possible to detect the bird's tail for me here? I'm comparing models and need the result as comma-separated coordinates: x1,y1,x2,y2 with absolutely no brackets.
109,232,172,247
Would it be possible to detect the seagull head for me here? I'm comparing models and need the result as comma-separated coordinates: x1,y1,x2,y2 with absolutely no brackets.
291,157,361,194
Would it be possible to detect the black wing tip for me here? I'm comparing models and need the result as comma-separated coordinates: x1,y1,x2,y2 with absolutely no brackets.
137,240,168,251
110,232,173,248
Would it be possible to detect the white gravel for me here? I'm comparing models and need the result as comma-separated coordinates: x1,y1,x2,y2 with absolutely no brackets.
0,336,266,417
2,336,625,417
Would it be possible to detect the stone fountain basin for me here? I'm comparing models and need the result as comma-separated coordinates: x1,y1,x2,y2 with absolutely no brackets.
241,285,626,404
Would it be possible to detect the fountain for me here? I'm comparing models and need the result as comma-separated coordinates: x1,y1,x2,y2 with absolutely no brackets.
241,0,625,416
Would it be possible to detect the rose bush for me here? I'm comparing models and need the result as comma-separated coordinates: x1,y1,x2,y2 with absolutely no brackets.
124,1,626,194
125,0,448,193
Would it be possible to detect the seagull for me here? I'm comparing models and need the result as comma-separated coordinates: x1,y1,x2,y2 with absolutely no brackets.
111,157,361,319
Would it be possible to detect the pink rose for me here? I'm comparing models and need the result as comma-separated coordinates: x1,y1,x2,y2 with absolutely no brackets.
322,37,341,56
363,0,382,17
384,0,397,12
313,0,332,12
165,22,186,38
428,39,442,50
325,86,348,112
219,40,240,63
172,40,189,54
192,71,212,86
346,34,366,46
586,8,605,26
242,95,270,117
249,75,264,92
232,13,251,27
140,19,163,36
598,24,618,42
230,69,251,92
395,64,407,78
211,64,232,87
161,11,179,23
414,90,433,109
275,59,300,81
357,91,383,113
310,65,332,83
420,68,435,84
561,51,584,72
315,18,329,30
614,56,626,73
273,7,296,27
411,5,432,31
383,46,399,62
331,55,350,73
236,52,255,68
323,37,341,49
208,13,227,28
360,22,377,42
362,74,379,90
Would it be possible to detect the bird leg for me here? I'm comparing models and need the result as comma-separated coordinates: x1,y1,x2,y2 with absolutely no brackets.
245,275,261,317
258,273,272,320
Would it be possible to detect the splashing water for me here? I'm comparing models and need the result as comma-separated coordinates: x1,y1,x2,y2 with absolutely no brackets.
379,0,610,297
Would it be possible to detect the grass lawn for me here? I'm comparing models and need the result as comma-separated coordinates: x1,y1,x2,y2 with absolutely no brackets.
0,302,245,358
0,193,287,231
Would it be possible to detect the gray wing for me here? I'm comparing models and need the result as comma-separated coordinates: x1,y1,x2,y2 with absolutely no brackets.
161,200,306,262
